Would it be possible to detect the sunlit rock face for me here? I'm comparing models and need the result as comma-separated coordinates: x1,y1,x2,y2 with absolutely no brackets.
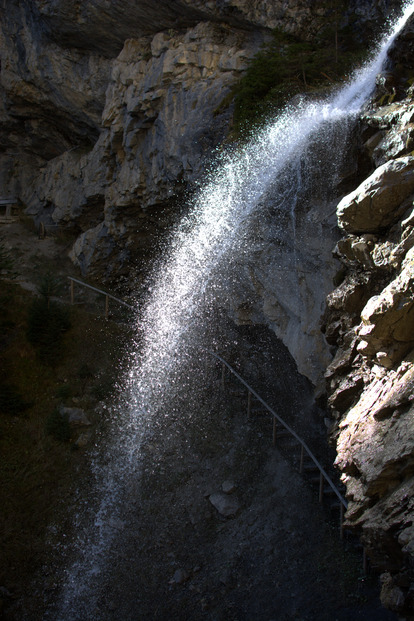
1,1,272,284
337,156,414,234
25,22,263,280
324,22,414,615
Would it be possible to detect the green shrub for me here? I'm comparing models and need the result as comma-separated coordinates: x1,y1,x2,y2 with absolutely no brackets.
26,298,71,364
36,271,62,306
45,408,71,442
55,384,73,400
230,11,368,136
0,382,31,415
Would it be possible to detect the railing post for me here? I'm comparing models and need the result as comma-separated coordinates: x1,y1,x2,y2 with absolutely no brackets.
339,503,344,540
247,390,252,418
363,548,368,575
208,351,348,539
299,445,304,473
319,472,324,503
70,279,74,305
67,276,134,318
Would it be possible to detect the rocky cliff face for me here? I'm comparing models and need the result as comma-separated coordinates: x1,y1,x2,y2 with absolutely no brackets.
1,0,413,615
23,22,264,282
0,1,401,373
2,0,341,279
323,21,414,617
0,1,398,286
223,118,353,387
0,2,266,284
0,0,384,382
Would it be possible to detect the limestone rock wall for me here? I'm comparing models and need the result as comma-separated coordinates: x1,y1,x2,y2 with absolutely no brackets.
0,0,409,384
1,1,277,285
0,0,397,285
1,0,413,614
0,2,110,158
0,0,400,312
27,23,263,281
323,23,414,615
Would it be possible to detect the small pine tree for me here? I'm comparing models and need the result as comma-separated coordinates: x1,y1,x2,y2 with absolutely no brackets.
231,5,367,136
27,295,71,365
45,408,71,442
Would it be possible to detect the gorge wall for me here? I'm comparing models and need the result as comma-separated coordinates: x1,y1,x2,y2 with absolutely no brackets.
0,0,400,383
323,22,414,616
1,0,413,616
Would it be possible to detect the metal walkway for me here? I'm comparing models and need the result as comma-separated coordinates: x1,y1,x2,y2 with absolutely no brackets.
209,351,348,539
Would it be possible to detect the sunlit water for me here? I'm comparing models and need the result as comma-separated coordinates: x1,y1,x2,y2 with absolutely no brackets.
51,3,414,618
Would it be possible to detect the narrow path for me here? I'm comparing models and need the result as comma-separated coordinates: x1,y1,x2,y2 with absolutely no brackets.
212,351,347,521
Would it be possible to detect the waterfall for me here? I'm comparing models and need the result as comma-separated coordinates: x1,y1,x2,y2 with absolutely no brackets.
51,3,414,619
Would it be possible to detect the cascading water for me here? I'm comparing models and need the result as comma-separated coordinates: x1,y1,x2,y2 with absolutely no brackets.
51,3,414,619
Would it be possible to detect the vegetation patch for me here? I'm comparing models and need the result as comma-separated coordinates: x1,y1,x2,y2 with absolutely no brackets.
26,298,71,364
45,408,71,443
0,382,31,416
0,278,128,610
228,6,368,137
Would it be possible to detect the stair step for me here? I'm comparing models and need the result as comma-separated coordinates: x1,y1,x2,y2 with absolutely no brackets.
307,474,323,484
302,463,320,473
323,486,341,496
227,390,245,398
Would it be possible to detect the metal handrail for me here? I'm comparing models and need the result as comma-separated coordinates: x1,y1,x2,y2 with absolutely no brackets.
209,351,347,511
68,276,134,319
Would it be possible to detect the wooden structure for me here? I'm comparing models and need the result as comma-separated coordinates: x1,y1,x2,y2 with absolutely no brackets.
0,197,19,223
